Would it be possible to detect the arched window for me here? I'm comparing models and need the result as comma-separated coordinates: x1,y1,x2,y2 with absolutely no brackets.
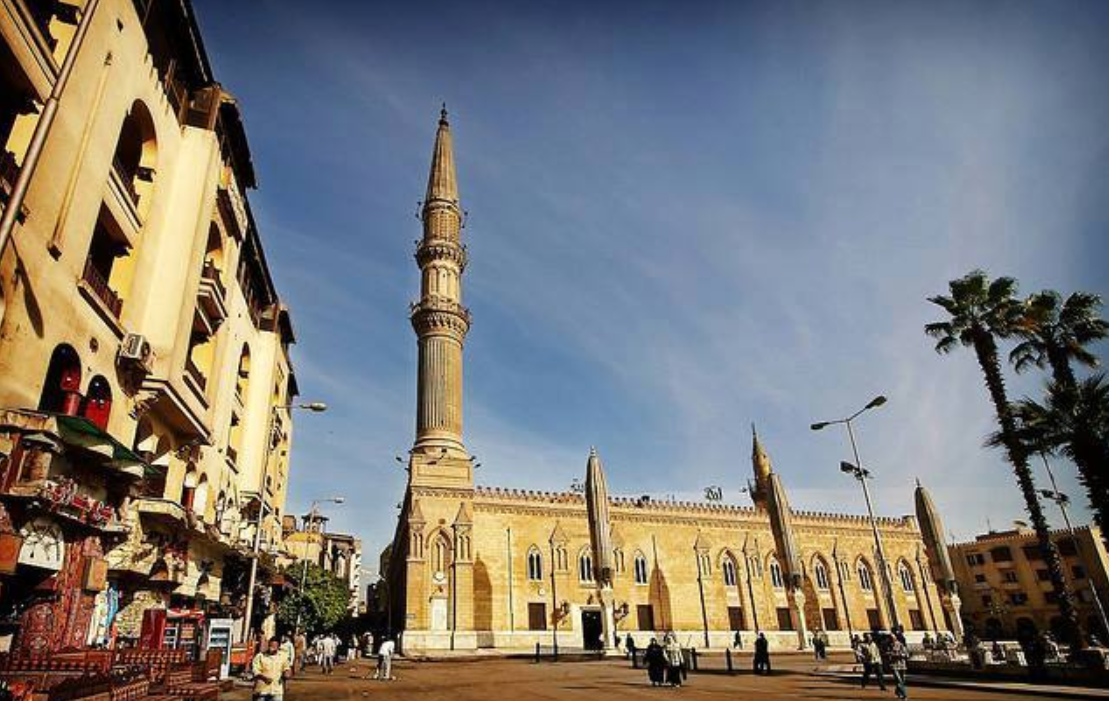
749,555,762,578
110,100,158,216
181,469,197,511
236,345,251,400
38,344,82,415
769,557,784,590
613,547,625,574
81,375,112,430
194,474,210,521
634,552,648,585
858,561,874,592
723,558,738,587
579,550,594,582
527,547,543,581
814,559,831,590
899,562,915,593
431,534,450,575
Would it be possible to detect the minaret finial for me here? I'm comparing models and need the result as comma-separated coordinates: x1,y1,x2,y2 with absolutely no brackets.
589,445,597,458
440,102,449,125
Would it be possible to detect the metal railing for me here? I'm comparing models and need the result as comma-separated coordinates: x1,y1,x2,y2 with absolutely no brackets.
112,156,140,205
82,258,122,317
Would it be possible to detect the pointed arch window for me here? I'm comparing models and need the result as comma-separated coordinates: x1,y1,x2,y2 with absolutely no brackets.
579,550,594,583
613,547,625,574
858,561,874,592
899,562,915,593
814,560,830,590
634,552,648,585
723,558,738,587
769,558,784,590
431,534,451,575
527,547,543,581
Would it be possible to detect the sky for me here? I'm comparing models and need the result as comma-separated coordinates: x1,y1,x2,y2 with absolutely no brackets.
192,0,1109,581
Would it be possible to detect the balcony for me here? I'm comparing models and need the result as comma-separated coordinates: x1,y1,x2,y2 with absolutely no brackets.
82,258,123,318
1,149,18,203
196,261,228,328
184,357,208,393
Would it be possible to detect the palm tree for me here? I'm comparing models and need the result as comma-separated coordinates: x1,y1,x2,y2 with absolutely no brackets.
1011,291,1108,390
1010,290,1108,530
926,270,1082,648
1005,376,1109,535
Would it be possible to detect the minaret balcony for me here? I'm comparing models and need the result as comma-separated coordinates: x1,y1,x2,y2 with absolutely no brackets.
410,296,472,336
415,239,468,270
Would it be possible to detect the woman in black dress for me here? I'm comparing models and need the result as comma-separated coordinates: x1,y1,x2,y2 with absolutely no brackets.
644,638,665,686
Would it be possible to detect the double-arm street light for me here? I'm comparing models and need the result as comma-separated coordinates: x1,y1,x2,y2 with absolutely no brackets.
240,401,328,644
1038,455,1109,640
812,395,901,630
294,496,345,634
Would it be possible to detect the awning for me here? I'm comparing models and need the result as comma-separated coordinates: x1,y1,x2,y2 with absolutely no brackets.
0,409,158,478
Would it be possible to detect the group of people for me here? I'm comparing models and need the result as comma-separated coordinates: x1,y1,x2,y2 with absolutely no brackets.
851,627,911,700
250,631,397,699
642,634,687,687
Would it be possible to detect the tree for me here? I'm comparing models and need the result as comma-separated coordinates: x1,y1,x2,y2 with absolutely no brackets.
925,270,1082,648
1003,376,1109,534
277,562,352,636
1010,290,1109,531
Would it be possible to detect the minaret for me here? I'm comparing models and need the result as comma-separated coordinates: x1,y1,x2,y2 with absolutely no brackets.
761,435,808,649
750,425,772,509
410,107,472,472
584,447,616,652
915,479,964,638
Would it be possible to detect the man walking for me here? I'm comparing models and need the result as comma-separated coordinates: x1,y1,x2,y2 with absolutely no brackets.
753,632,771,675
375,637,396,681
319,632,337,675
860,633,886,691
887,634,910,699
251,637,292,701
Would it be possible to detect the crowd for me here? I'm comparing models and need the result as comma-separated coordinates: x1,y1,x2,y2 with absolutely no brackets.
248,630,397,699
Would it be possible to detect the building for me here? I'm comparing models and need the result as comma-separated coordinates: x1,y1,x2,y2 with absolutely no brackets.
282,513,363,615
950,525,1109,642
383,110,959,653
0,0,297,653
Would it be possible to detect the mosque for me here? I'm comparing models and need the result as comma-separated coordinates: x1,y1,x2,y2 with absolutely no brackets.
382,110,961,653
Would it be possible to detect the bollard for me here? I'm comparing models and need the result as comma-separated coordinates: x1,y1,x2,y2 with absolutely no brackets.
535,642,540,664
691,648,699,671
632,649,638,669
726,648,733,673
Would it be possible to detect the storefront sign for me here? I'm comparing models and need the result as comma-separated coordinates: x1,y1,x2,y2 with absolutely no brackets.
17,518,64,571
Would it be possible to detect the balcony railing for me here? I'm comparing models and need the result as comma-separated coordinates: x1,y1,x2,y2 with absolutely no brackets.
82,259,123,317
0,149,19,204
184,357,208,392
112,157,140,205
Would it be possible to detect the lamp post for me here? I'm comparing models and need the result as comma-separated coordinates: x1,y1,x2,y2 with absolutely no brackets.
1038,455,1109,641
294,496,345,634
240,401,328,644
812,395,901,631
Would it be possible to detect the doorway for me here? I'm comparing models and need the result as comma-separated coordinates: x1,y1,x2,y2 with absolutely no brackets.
581,609,603,650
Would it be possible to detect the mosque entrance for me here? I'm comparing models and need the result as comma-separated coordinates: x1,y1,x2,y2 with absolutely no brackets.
581,609,603,650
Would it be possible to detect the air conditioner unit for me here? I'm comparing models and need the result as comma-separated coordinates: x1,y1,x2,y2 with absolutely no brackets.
118,333,153,373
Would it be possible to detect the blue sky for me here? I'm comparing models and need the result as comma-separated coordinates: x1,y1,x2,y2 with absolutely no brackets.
193,0,1109,579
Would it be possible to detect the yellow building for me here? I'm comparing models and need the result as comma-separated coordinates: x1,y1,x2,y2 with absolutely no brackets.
950,525,1109,642
384,111,960,653
0,0,297,652
282,512,363,615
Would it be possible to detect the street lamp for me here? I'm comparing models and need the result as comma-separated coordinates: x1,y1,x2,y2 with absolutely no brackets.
240,400,329,644
1038,455,1109,641
812,395,900,630
294,496,345,634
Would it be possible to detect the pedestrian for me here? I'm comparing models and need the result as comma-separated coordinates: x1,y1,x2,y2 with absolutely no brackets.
860,633,886,691
753,632,771,675
251,637,292,701
887,634,910,699
625,634,636,661
279,635,295,674
663,634,684,687
733,630,742,650
319,632,337,674
363,631,375,659
644,638,665,686
293,632,306,674
376,637,396,680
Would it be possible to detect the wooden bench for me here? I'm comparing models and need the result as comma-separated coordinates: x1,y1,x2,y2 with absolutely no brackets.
160,666,218,701
112,650,187,686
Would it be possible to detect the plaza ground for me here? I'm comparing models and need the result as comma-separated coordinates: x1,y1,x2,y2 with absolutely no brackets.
226,653,1106,700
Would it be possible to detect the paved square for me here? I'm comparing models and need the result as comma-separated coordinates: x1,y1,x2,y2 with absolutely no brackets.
226,655,1087,700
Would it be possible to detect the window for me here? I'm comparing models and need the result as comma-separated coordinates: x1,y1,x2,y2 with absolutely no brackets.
866,609,881,630
613,548,625,574
776,607,793,631
974,574,987,583
431,535,450,574
858,562,874,592
908,609,925,631
966,553,985,566
81,376,112,430
1022,545,1044,561
38,344,82,415
579,551,594,582
527,547,543,581
769,559,784,589
636,604,654,631
814,560,830,590
723,558,738,587
990,547,1013,562
838,560,851,582
822,608,839,631
1036,568,1050,581
1003,571,1019,583
1057,538,1078,557
1010,593,1029,606
527,602,546,631
728,606,745,631
749,556,762,578
634,552,648,585
899,563,915,593
83,209,129,317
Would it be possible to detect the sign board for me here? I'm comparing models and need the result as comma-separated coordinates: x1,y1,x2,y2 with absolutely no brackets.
18,518,64,571
206,618,234,679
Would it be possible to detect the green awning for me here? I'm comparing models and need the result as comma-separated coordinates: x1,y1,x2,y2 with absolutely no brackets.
54,414,158,478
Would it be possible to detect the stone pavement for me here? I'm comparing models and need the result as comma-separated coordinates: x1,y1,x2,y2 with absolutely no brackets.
225,655,1099,700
